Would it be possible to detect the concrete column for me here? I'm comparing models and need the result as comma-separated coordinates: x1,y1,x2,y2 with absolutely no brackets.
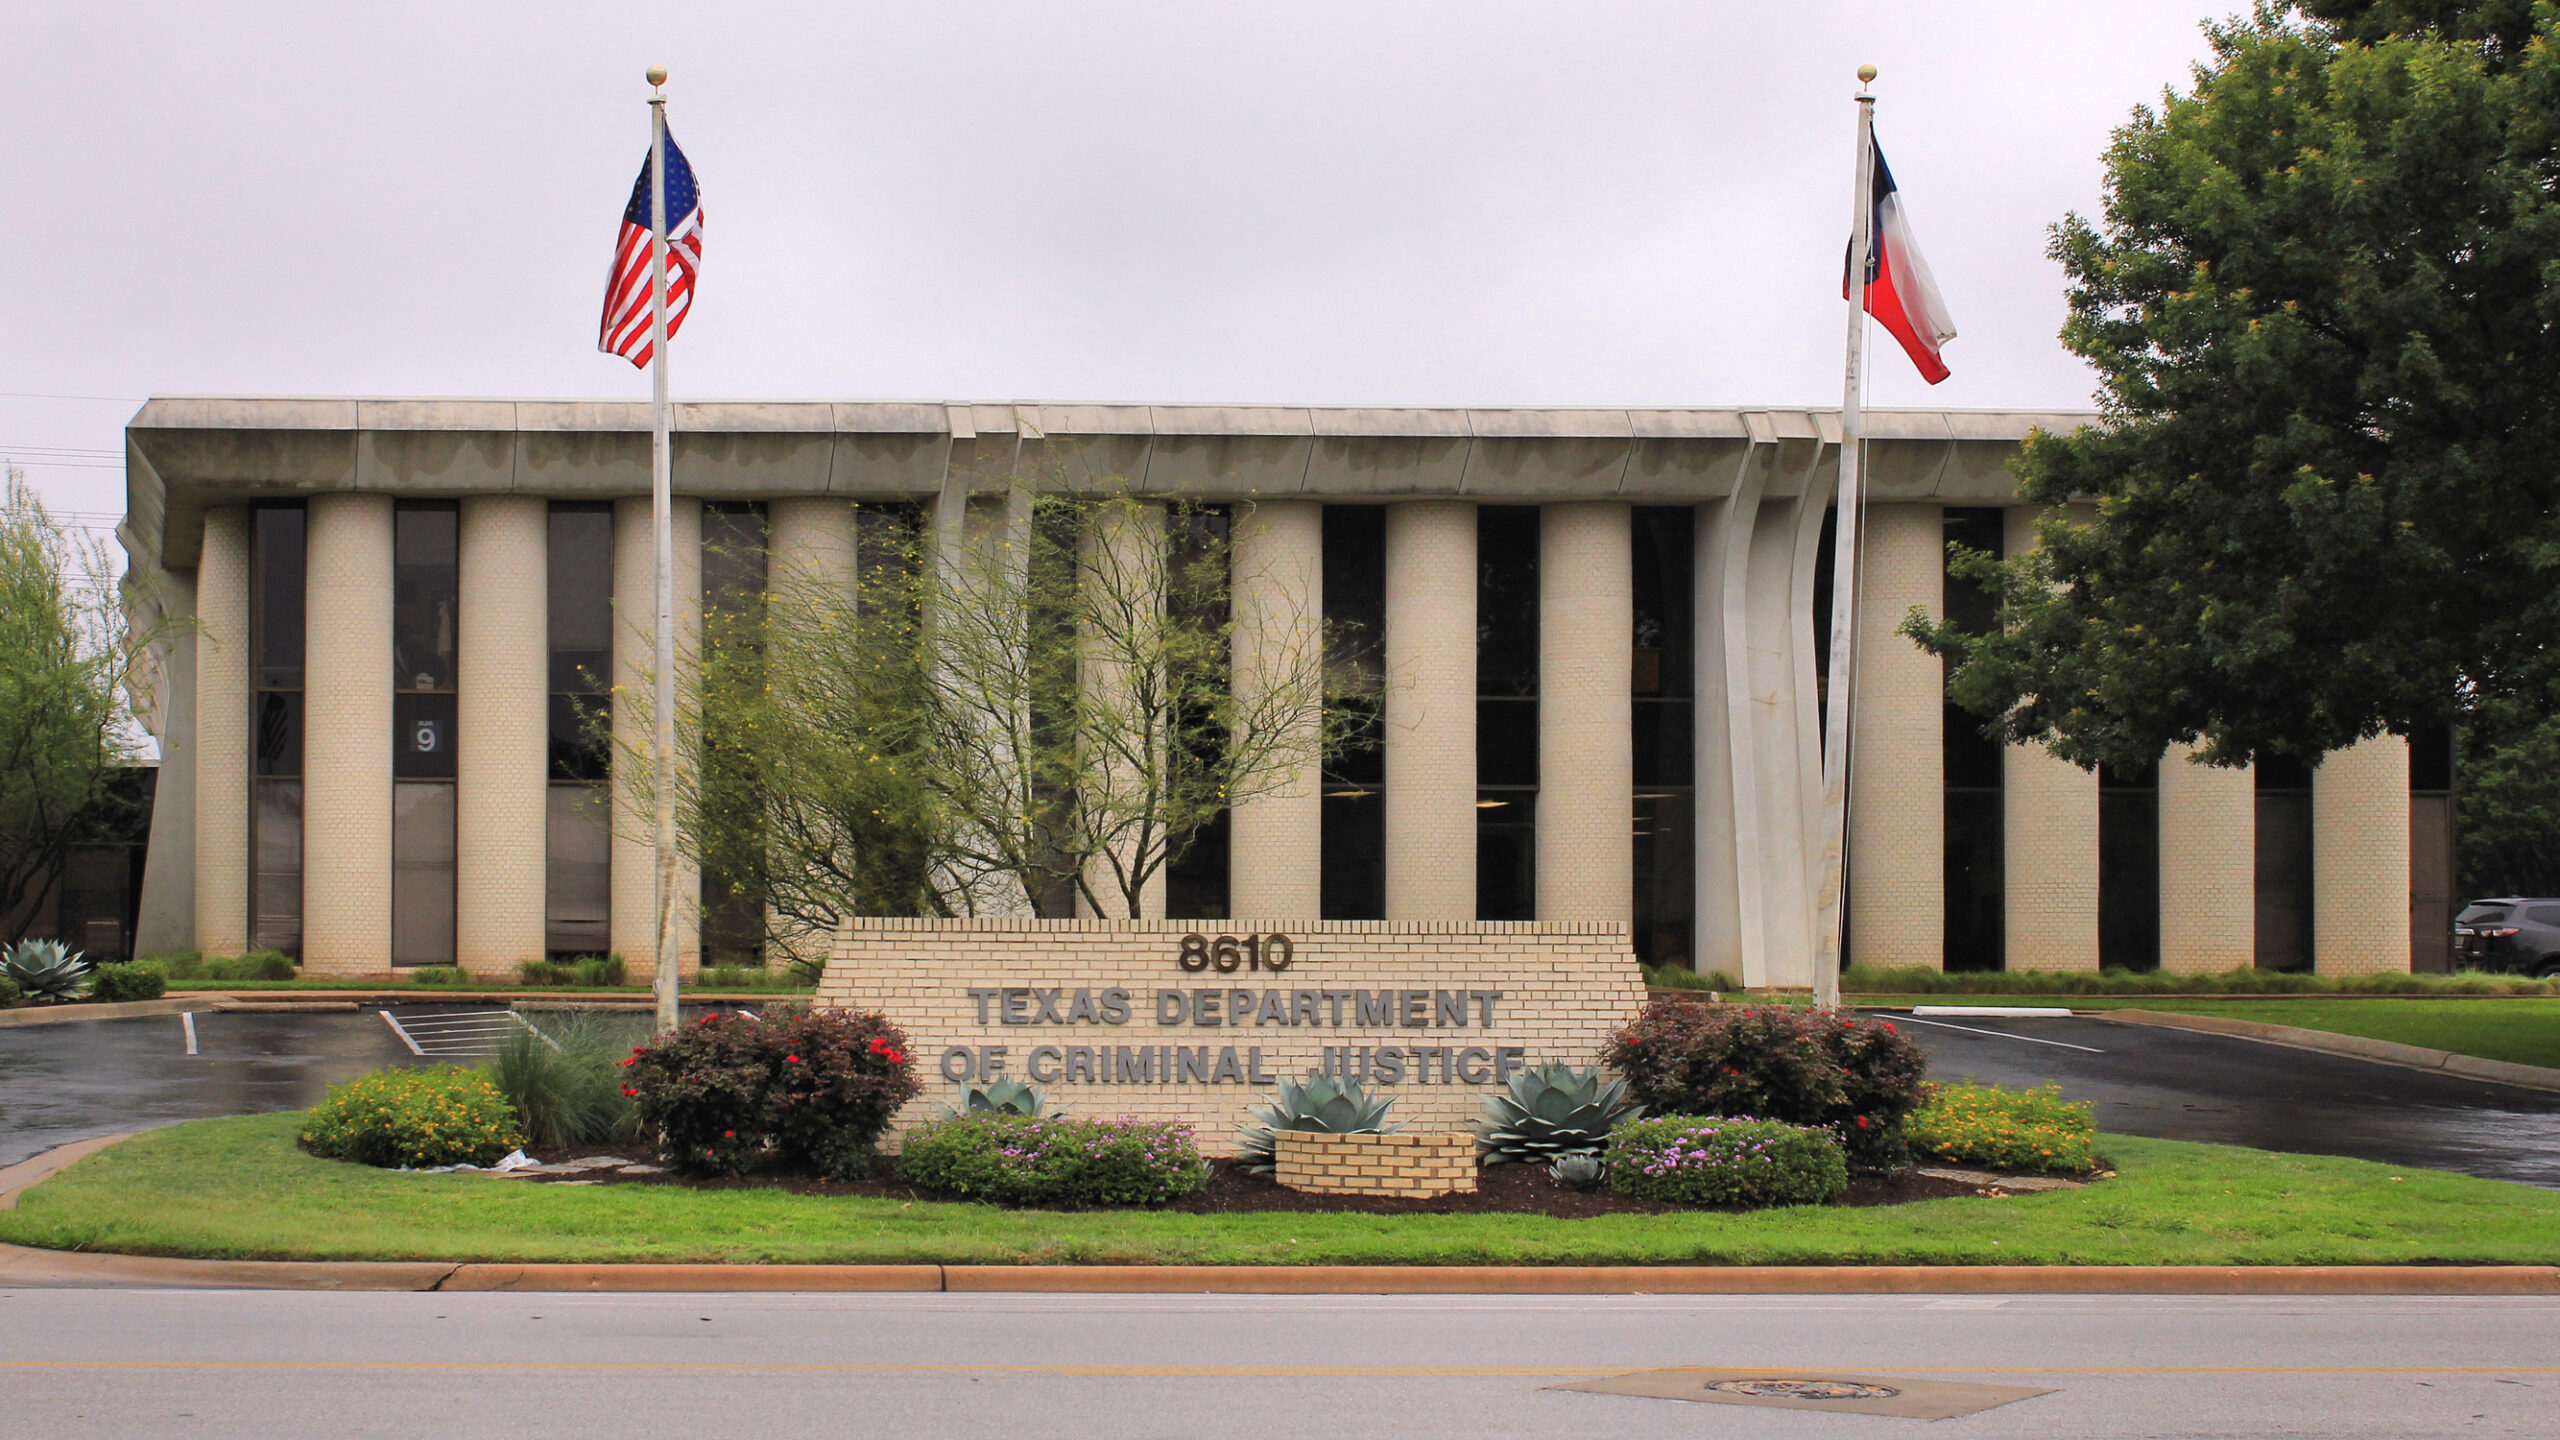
2158,744,2255,974
1383,500,1475,921
192,509,251,957
2314,733,2411,974
134,566,199,958
1537,502,1632,925
767,496,859,601
1846,503,1943,969
1228,499,1325,922
455,496,549,975
301,493,395,976
1079,500,1168,919
611,496,703,979
2001,507,2100,971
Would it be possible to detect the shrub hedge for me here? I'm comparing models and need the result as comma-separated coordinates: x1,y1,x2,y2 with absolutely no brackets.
624,1009,921,1179
90,961,168,1003
899,1114,1209,1208
300,1066,524,1169
1603,1115,1848,1208
1907,1082,2098,1173
1604,1000,1927,1170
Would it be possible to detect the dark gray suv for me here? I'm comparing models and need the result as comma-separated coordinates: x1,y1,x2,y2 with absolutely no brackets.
2454,899,2560,977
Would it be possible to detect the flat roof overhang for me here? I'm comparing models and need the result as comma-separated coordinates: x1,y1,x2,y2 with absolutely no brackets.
120,398,2095,572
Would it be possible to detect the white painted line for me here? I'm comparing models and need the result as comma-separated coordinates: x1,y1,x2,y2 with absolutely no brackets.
180,1011,197,1056
1913,1006,2077,1019
379,1008,426,1056
1894,1015,2107,1053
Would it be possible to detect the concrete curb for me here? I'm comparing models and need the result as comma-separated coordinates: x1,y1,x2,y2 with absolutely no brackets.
0,996,224,1027
4,1137,2554,1297
2102,1010,2560,1094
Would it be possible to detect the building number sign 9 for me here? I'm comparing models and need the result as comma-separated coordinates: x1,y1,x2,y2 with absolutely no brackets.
1176,933,1293,973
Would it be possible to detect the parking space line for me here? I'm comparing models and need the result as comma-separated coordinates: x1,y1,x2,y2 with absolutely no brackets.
1894,1015,2106,1053
379,1009,426,1056
180,1012,197,1056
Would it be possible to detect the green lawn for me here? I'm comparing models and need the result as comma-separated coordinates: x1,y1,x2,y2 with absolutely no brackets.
5,1112,2554,1267
1881,996,2560,1071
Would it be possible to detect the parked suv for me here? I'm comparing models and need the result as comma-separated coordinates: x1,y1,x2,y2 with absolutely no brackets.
2454,899,2560,977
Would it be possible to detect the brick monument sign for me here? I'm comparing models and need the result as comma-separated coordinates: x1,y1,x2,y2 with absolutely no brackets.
813,918,1648,1153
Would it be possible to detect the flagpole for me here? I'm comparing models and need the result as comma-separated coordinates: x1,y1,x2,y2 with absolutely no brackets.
646,66,681,1035
1811,64,1879,1011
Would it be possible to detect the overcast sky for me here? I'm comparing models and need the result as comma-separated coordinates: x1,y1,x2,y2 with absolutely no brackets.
4,2,2232,528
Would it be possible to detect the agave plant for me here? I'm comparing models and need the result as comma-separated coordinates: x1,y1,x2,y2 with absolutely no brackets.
1549,1152,1607,1191
941,1078,1051,1119
1237,1075,1400,1174
1475,1062,1643,1164
3,939,94,1003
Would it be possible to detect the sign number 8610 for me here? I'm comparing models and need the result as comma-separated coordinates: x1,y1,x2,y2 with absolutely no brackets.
1177,933,1292,973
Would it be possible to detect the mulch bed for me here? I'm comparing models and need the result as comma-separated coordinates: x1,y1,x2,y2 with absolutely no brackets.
516,1145,2022,1217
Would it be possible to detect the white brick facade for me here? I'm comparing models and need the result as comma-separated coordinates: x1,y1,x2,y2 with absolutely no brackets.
611,495,702,978
455,496,550,973
1537,502,1633,925
1228,499,1325,921
2001,507,2100,972
1383,502,1476,921
300,493,395,976
1847,502,1942,968
2315,734,2411,975
2158,745,2255,973
815,918,1646,1152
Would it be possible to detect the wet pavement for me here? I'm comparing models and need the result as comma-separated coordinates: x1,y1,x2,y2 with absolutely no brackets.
1892,1011,2560,1189
5,1005,2559,1187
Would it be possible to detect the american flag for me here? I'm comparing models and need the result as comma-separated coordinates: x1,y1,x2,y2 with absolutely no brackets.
598,128,703,368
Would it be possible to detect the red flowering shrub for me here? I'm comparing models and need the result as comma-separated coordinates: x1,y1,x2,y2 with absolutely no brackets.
1602,1001,1928,1170
624,1008,921,1179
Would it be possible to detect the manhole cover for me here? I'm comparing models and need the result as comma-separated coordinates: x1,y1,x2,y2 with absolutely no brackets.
1704,1379,1901,1401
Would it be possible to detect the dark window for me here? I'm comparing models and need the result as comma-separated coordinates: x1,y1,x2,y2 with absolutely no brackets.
1476,507,1539,921
1631,506,1695,967
249,504,305,956
699,503,767,964
1166,507,1233,920
1320,506,1386,919
2527,905,2560,927
2254,755,2315,972
391,502,458,966
2098,761,2160,971
2457,903,2510,925
2409,721,2456,973
1942,508,2005,971
547,504,613,956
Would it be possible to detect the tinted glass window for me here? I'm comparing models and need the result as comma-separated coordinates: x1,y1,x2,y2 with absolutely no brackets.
2527,906,2560,927
2458,904,2512,925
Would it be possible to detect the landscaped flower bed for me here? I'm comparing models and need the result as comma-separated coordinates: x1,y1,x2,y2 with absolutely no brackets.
1906,1082,2099,1174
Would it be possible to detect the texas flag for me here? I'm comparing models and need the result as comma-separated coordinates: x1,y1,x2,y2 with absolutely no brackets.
1847,140,1957,384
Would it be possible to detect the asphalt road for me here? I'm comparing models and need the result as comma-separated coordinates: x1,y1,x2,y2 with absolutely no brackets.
0,1290,2552,1439
5,1005,2560,1185
1887,1011,2560,1189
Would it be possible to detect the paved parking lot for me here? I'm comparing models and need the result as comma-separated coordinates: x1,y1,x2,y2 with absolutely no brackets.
5,1004,2559,1185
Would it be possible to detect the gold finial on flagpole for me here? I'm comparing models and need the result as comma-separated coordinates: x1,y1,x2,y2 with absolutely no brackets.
1857,63,1877,85
646,65,668,90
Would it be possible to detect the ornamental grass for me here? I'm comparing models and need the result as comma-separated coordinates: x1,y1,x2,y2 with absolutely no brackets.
1905,1082,2098,1174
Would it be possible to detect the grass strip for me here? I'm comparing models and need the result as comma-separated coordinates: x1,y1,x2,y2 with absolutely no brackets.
4,1113,2554,1267
1873,996,2560,1071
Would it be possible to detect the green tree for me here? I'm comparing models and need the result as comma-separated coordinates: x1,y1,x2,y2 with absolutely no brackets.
1908,5,2560,821
0,469,163,938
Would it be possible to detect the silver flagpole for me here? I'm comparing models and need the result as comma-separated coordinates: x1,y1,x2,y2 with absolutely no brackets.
1810,64,1879,1010
646,66,681,1034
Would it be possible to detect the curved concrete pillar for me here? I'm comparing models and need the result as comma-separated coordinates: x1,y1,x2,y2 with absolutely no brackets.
301,493,395,976
2158,745,2254,973
1383,501,1476,921
2314,734,2411,974
1846,503,1944,969
611,496,703,979
2002,507,2099,971
192,507,251,956
1228,499,1325,923
767,496,859,601
455,496,549,974
1695,459,1768,981
1536,502,1631,925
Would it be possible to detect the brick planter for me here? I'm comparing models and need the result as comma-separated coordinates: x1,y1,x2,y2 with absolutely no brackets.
1273,1131,1478,1198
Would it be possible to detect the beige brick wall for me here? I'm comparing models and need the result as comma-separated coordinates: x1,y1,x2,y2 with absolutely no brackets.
817,918,1646,1153
611,496,703,978
1274,1131,1478,1196
1848,503,1943,969
1384,502,1477,920
1538,502,1632,926
301,493,395,976
193,507,251,956
1079,501,1168,920
1228,499,1325,922
2000,507,2099,972
2158,745,2255,973
455,496,549,975
766,496,859,598
2315,734,2411,975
